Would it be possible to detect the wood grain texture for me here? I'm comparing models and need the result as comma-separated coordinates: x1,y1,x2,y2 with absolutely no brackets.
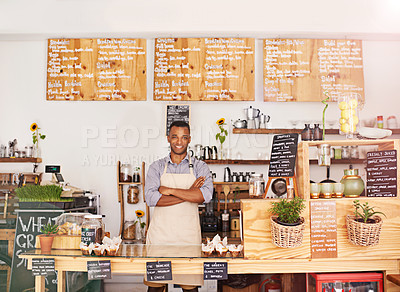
35,235,81,250
242,199,311,259
47,39,146,101
263,39,364,102
154,38,254,101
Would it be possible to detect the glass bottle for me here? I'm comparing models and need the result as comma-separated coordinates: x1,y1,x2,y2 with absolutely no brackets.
313,124,323,140
377,115,384,129
301,124,313,141
341,146,350,159
133,167,140,183
120,164,132,182
350,145,359,159
81,215,104,244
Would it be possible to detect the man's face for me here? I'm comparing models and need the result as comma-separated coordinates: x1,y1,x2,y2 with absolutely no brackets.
167,126,191,156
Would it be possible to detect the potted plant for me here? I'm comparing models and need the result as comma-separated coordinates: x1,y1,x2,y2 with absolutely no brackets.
14,185,74,209
346,200,386,246
269,197,306,248
38,223,59,253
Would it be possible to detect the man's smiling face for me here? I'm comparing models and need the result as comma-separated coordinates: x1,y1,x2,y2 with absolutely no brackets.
167,126,191,156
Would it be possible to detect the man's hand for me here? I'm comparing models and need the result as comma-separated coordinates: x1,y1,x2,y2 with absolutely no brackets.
159,186,173,196
190,176,205,189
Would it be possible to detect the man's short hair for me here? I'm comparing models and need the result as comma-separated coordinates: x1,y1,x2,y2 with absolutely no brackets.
169,120,190,134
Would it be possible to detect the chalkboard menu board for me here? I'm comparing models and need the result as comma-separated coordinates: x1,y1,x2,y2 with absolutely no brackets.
366,150,397,197
203,262,228,280
263,39,364,102
146,261,172,281
154,38,255,101
268,134,299,177
310,201,337,259
165,104,190,135
32,258,55,276
87,260,111,280
47,38,146,101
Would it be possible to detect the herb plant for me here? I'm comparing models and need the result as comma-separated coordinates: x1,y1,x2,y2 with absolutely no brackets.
353,200,386,223
269,197,306,224
40,223,59,236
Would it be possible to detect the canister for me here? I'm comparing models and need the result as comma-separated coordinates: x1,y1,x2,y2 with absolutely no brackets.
249,173,265,199
81,215,104,244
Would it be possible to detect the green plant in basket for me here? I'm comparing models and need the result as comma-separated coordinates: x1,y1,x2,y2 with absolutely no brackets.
40,223,59,235
353,200,386,223
269,197,306,225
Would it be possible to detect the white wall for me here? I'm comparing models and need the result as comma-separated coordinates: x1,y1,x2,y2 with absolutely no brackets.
1,0,400,235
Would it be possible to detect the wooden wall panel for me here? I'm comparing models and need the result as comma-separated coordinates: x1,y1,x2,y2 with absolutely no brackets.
154,38,255,101
263,39,364,102
47,39,146,101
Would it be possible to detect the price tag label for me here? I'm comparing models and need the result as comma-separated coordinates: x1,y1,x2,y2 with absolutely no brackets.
146,261,172,281
87,260,111,280
32,258,55,276
203,262,228,280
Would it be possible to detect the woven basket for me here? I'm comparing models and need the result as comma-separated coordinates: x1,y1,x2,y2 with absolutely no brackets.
270,216,305,248
346,215,383,247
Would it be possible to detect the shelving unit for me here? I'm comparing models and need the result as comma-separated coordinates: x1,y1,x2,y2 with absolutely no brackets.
233,128,400,135
0,158,42,163
204,159,365,165
116,161,148,242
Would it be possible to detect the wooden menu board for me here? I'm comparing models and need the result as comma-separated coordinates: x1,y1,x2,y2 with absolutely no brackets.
47,39,146,101
268,133,299,177
154,38,255,101
366,150,397,197
310,201,338,259
263,39,364,102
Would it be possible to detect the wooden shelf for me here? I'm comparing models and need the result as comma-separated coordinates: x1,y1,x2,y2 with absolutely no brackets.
118,182,142,185
233,128,400,135
0,158,42,163
232,128,340,134
213,182,249,185
204,159,269,165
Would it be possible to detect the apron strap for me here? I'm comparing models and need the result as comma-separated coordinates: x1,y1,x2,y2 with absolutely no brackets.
164,154,194,175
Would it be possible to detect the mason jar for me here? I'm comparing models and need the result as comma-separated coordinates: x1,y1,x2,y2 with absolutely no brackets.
120,164,132,182
81,215,104,244
249,174,265,199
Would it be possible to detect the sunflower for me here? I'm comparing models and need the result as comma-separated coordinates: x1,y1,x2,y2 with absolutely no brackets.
135,210,144,218
216,118,225,125
30,123,38,132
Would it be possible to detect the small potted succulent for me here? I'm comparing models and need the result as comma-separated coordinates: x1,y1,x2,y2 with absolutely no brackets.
269,197,306,248
346,200,386,246
38,223,59,253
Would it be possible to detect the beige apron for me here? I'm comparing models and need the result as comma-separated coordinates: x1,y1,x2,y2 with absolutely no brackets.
146,156,203,286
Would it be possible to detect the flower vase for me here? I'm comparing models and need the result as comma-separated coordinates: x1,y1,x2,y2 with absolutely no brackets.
33,143,41,158
137,225,146,243
219,144,227,160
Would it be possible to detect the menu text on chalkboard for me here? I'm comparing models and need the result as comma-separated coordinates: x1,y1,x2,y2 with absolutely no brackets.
87,260,111,280
146,261,172,281
310,201,338,259
264,39,364,102
203,262,228,280
268,134,299,177
32,258,55,276
367,150,397,197
166,104,190,135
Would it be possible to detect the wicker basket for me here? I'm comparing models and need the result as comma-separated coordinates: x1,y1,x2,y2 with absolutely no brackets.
346,215,383,247
270,216,305,248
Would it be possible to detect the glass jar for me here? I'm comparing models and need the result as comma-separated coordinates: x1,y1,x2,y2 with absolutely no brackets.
341,146,350,159
301,124,313,141
81,215,104,244
249,173,265,199
133,167,140,183
221,210,230,232
127,186,140,204
350,145,359,159
340,168,365,197
120,164,132,182
123,220,136,241
338,92,361,139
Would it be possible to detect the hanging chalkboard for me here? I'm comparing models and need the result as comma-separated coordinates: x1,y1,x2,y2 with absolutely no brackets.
146,261,172,281
203,262,228,280
366,150,397,197
268,134,299,177
165,104,191,135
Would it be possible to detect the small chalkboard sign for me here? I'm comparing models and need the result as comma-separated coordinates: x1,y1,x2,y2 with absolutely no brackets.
32,258,55,276
87,260,111,280
203,262,228,280
268,134,299,177
165,104,190,136
366,150,397,197
146,261,172,281
310,201,338,259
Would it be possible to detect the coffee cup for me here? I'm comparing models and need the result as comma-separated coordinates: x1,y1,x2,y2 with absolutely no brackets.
319,183,333,199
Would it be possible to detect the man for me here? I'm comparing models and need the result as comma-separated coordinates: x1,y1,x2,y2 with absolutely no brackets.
144,120,213,292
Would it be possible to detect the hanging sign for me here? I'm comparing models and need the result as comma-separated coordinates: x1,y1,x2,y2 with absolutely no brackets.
87,260,112,280
146,261,172,281
203,262,228,280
